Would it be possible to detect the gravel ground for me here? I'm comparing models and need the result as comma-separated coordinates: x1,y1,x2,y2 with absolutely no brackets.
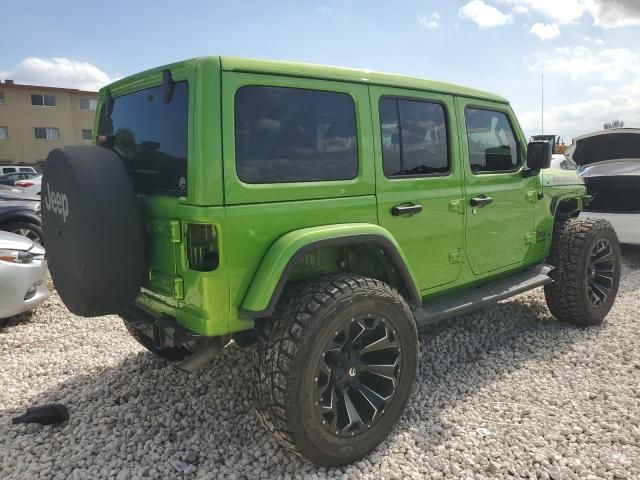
1,247,639,480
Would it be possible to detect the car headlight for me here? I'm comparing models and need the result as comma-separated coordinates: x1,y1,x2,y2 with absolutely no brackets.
0,249,35,264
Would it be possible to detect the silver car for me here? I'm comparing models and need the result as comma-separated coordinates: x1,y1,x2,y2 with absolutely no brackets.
567,128,640,245
0,231,50,319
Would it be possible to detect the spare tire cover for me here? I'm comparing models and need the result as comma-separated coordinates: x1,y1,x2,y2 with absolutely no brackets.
42,145,146,316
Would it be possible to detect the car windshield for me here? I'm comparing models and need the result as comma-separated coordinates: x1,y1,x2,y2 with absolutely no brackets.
97,81,189,196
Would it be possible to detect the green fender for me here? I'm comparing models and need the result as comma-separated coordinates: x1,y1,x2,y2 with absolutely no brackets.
239,223,421,318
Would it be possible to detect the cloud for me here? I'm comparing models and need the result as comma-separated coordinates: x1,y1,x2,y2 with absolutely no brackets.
518,80,640,140
418,12,440,29
530,23,561,40
504,0,640,28
503,0,590,24
0,57,115,91
531,45,640,81
521,43,640,139
459,1,512,28
590,0,640,27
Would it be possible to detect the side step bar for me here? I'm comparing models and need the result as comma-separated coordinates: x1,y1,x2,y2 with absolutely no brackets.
413,264,553,327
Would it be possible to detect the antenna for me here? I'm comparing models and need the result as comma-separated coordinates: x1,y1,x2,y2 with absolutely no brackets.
541,73,544,135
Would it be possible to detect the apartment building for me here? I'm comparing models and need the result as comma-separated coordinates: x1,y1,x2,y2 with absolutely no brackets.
0,80,98,168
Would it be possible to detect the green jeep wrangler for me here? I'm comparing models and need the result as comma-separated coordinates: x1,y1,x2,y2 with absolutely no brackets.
42,57,621,467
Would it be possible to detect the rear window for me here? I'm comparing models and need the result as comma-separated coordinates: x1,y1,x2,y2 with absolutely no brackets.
98,81,189,196
234,86,358,184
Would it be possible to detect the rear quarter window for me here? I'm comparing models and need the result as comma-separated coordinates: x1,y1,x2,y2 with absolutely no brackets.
98,81,189,196
234,86,358,184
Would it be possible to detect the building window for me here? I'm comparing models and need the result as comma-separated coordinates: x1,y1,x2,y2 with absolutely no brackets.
80,98,98,110
0,92,4,105
31,94,56,107
82,129,93,140
0,126,7,140
234,85,358,184
35,127,60,140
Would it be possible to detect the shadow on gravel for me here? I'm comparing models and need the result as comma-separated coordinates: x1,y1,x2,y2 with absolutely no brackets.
1,289,608,478
0,310,34,333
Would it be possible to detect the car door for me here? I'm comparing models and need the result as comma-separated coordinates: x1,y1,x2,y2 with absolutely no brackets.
456,98,536,275
371,86,465,292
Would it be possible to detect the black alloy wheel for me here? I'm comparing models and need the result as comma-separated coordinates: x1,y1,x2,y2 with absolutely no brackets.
252,274,418,466
315,314,401,437
586,238,615,307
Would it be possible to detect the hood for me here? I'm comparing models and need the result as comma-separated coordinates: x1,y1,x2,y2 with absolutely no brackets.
0,199,39,212
541,168,584,187
579,159,640,179
0,191,40,202
566,128,640,166
0,230,35,252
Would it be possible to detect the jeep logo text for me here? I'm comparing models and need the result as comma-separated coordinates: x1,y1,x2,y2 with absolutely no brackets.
44,183,69,223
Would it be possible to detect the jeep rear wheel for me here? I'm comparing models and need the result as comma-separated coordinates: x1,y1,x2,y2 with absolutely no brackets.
252,274,418,467
544,218,621,326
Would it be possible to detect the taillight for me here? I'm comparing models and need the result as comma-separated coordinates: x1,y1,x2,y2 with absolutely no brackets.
187,224,219,271
16,181,34,187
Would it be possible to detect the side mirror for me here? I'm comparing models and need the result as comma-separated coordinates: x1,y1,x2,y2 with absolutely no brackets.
527,141,552,171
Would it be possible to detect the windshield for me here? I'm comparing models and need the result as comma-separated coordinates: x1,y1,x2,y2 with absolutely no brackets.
98,81,189,196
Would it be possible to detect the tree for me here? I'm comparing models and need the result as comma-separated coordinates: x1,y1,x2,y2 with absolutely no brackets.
603,119,625,130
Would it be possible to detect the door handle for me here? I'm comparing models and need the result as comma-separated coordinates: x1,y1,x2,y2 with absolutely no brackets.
391,203,423,216
470,196,493,207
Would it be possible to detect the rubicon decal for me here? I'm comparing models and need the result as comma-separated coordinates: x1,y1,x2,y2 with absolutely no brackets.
44,183,69,223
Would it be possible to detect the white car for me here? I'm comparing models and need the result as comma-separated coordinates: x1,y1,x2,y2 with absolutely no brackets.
15,174,42,196
550,154,577,171
0,230,50,319
566,128,640,245
0,165,37,176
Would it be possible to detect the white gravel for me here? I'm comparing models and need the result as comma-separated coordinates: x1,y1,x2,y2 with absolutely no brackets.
1,247,639,479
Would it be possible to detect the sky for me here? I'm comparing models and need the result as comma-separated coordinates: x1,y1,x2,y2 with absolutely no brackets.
2,0,640,141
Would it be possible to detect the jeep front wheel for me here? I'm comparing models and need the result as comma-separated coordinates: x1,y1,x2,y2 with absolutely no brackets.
544,218,621,326
252,274,418,467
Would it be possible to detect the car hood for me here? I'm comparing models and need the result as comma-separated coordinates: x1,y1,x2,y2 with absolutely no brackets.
566,128,640,167
0,199,39,212
0,191,40,202
0,230,37,252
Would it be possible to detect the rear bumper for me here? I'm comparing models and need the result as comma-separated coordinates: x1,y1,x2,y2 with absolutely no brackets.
580,211,640,245
122,304,203,350
0,258,50,319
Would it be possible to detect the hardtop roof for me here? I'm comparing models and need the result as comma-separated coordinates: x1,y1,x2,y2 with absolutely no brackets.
220,56,509,103
102,56,509,104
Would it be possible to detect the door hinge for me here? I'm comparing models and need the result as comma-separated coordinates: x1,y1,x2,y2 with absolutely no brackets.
169,220,182,243
526,191,539,203
449,198,465,214
449,248,464,264
146,220,182,243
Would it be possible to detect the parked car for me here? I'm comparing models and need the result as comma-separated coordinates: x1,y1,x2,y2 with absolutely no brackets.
567,128,640,245
15,174,42,195
0,230,49,319
0,165,37,176
42,57,620,467
550,154,577,171
0,172,37,186
0,197,42,244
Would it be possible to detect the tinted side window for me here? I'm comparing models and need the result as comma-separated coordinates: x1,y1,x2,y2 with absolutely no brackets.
98,81,189,196
379,98,449,177
465,108,519,173
235,86,358,184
